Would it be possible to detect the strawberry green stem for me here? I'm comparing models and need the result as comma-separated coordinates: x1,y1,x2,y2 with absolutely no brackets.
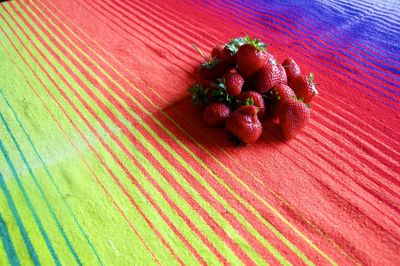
192,44,210,64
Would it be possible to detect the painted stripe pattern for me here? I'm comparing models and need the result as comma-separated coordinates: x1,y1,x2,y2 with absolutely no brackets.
0,0,399,265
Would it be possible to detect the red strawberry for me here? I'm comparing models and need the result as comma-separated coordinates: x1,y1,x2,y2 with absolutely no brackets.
255,58,287,93
269,84,296,118
198,60,231,81
278,64,288,84
203,102,231,127
236,91,266,118
193,44,231,81
289,73,318,103
272,84,296,106
226,105,262,144
211,44,224,58
223,73,244,96
211,44,236,64
282,57,301,82
236,36,268,78
278,97,311,139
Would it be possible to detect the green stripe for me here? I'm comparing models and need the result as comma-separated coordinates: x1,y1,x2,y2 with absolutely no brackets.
0,43,164,265
0,198,21,266
0,34,167,266
0,170,40,266
0,139,62,266
0,110,83,265
0,92,103,264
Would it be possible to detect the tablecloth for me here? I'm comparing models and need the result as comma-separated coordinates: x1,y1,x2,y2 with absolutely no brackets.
0,0,399,265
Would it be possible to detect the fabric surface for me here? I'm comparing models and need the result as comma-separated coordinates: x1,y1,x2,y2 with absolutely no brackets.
0,0,399,265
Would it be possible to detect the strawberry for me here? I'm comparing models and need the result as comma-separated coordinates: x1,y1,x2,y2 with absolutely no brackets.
289,73,318,103
198,60,231,81
211,44,234,64
222,37,246,64
278,64,288,84
226,105,262,144
236,35,268,78
278,97,311,139
222,73,244,96
255,57,287,93
203,102,231,127
210,47,233,65
268,84,296,118
211,44,224,59
272,84,296,106
236,91,266,118
211,37,246,65
282,57,301,82
193,44,231,81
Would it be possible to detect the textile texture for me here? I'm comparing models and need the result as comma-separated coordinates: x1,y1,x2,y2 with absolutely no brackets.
0,0,399,265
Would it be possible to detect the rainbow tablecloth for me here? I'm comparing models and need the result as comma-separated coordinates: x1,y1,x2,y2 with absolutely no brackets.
0,0,399,265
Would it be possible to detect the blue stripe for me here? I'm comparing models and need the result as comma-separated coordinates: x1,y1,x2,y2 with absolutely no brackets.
0,92,103,265
216,0,400,94
0,171,39,265
251,0,400,64
238,0,400,83
192,0,399,109
0,140,61,266
240,0,400,81
0,211,20,266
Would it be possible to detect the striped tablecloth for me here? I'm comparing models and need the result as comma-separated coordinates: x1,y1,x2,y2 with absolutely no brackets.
0,0,399,265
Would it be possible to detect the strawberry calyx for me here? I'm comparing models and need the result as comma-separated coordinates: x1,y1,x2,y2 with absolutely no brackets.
225,37,246,56
201,58,220,69
308,72,319,95
236,96,254,106
236,97,260,113
213,78,234,104
244,34,268,52
292,95,311,108
192,44,220,69
188,84,209,107
242,97,254,106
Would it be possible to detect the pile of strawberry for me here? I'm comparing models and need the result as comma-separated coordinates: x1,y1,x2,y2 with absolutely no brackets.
189,35,318,145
